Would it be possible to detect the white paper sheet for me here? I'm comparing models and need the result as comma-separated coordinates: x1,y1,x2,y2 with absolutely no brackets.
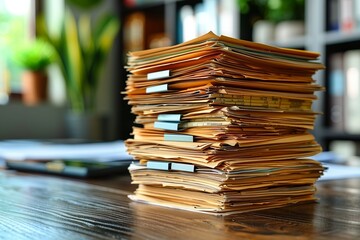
0,140,133,161
319,163,360,181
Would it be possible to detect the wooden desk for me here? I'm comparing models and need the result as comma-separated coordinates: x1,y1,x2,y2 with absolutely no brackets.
0,170,359,240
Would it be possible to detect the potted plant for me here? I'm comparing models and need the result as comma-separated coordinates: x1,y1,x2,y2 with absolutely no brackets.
12,39,54,105
37,1,119,139
237,0,305,43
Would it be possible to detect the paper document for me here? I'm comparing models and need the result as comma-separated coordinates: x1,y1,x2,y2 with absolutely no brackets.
319,163,360,181
125,32,325,214
0,140,132,162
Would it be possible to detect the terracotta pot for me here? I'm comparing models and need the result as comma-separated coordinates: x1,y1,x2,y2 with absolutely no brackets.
22,71,48,105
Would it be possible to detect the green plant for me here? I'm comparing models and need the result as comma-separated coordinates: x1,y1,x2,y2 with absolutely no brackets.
237,0,305,23
12,39,54,71
38,7,119,113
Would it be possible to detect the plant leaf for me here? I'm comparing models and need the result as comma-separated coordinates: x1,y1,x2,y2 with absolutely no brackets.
90,14,119,90
65,9,84,95
63,8,85,111
78,14,92,52
66,0,103,10
94,15,120,54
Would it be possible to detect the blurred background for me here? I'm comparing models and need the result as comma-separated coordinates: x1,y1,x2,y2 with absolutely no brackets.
0,0,359,165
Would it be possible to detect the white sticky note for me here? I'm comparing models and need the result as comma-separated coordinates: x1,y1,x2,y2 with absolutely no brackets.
171,162,195,172
157,114,182,122
164,134,193,142
147,70,170,80
146,84,168,94
147,161,170,171
154,121,179,131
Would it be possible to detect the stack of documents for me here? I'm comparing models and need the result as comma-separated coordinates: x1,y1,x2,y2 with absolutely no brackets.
125,32,325,215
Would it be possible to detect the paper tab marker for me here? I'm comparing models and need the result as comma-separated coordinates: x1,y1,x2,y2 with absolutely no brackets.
147,161,170,171
157,114,182,122
164,134,193,142
154,121,179,131
147,70,170,80
146,84,168,94
171,163,195,172
146,161,196,172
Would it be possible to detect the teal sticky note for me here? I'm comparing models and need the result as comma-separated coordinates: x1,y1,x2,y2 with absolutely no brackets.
146,84,168,93
154,121,179,131
157,114,182,122
147,70,170,80
164,134,193,142
147,161,170,171
171,163,195,172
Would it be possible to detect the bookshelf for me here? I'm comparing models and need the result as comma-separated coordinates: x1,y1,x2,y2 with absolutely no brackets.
119,0,360,160
318,0,360,161
271,0,360,158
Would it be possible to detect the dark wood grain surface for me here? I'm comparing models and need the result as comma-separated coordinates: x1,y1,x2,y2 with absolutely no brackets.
0,169,359,240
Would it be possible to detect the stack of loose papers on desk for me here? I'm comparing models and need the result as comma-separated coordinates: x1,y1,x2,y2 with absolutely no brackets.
125,32,326,215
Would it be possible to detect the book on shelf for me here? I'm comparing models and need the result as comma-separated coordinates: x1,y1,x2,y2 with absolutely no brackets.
340,0,355,31
329,52,345,131
179,5,197,43
124,32,325,215
179,0,219,43
124,8,169,54
355,0,360,28
328,0,340,31
328,0,360,32
178,0,238,44
343,49,360,134
194,3,208,37
124,12,145,52
202,0,218,35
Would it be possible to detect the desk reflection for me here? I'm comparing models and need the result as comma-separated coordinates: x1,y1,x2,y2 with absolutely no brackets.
130,201,317,240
